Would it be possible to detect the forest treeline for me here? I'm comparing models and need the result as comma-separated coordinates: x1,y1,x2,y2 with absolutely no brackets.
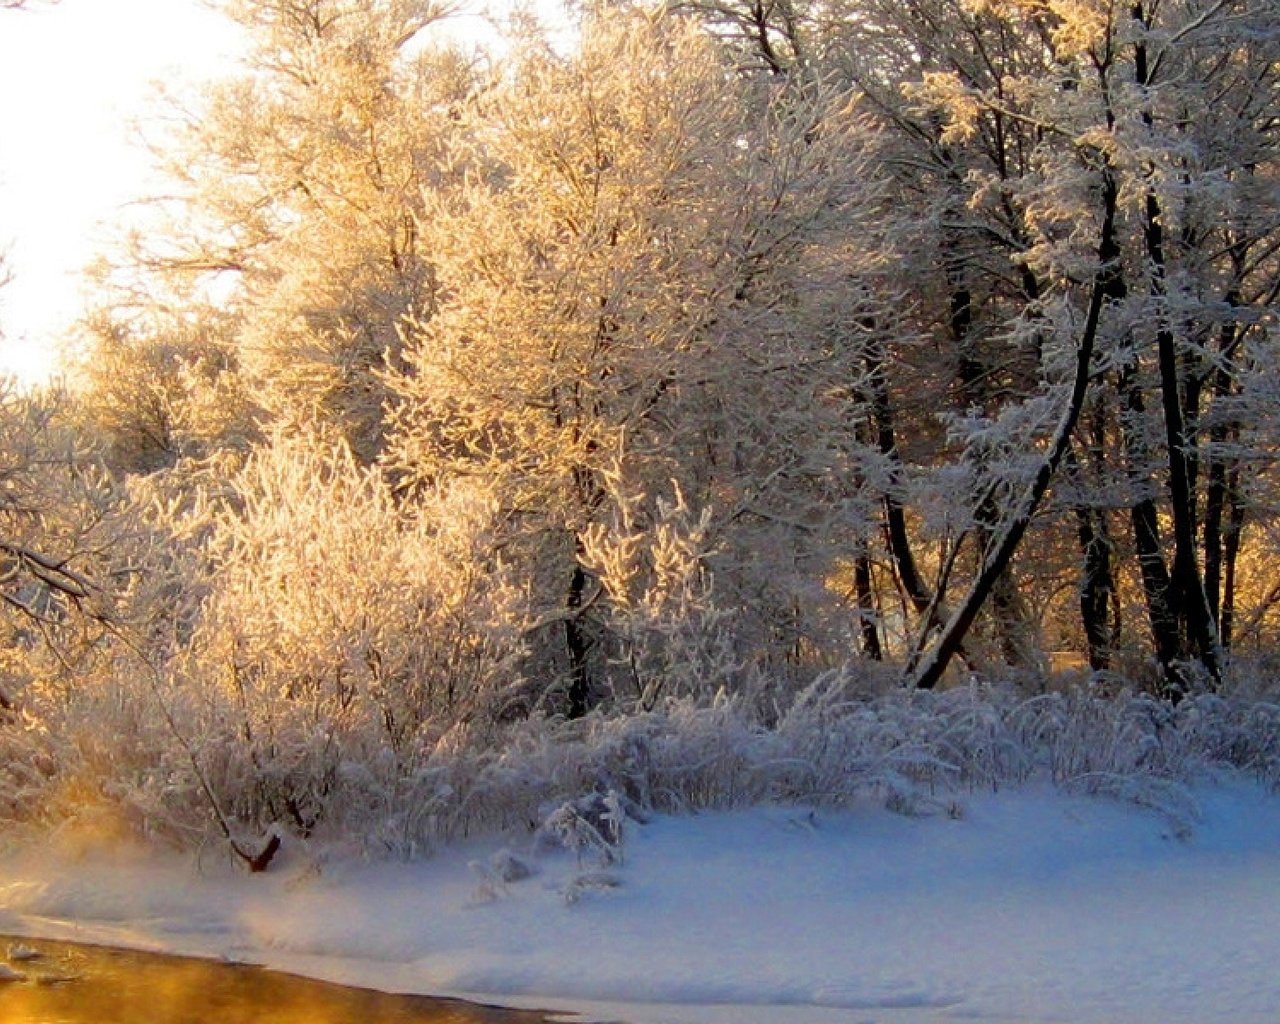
1,0,1278,854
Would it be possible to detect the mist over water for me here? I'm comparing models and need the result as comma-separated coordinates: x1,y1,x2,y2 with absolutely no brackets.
0,936,552,1024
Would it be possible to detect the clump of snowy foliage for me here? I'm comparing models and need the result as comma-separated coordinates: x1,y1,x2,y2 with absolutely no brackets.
5,660,1280,856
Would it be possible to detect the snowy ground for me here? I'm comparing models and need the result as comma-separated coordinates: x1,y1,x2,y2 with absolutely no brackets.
1,781,1278,1024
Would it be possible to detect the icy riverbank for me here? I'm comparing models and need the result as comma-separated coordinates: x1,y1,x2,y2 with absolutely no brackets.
2,780,1278,1024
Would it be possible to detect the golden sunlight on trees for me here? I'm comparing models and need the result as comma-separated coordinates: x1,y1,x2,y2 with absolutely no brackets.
3,0,1279,858
95,0,468,462
385,10,900,711
685,0,1280,695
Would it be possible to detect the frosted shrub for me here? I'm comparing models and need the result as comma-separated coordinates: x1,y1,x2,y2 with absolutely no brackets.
1172,694,1280,787
581,484,738,707
16,653,1280,854
0,701,60,830
536,792,626,866
168,429,529,839
1011,689,1183,780
401,682,1280,856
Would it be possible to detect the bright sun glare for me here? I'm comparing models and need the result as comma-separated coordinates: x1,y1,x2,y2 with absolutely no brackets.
0,0,246,386
0,1,508,388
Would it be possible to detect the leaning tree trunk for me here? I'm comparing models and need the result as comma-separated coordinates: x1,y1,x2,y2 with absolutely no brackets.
910,168,1120,690
949,227,1042,671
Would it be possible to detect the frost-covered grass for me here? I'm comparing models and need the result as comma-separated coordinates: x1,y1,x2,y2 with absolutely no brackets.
7,666,1279,858
4,769,1280,1024
417,678,1280,850
6,673,1280,1023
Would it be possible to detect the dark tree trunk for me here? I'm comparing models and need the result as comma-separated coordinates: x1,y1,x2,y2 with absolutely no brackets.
1144,192,1221,681
1202,396,1233,633
952,285,983,410
1131,491,1184,674
911,168,1119,690
1068,445,1116,672
1133,3,1222,687
866,338,934,620
1119,365,1185,684
854,552,883,660
564,563,592,719
1202,279,1244,642
1221,476,1245,650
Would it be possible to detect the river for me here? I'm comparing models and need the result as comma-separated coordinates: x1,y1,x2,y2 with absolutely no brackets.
0,935,555,1024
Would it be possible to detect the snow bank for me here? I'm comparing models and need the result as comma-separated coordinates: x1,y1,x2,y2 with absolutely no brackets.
3,779,1279,1024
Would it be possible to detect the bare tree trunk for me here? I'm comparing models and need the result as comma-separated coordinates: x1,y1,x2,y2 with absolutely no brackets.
1133,3,1222,687
1221,479,1245,650
866,338,933,620
1202,363,1238,638
564,562,592,718
1067,445,1117,672
1144,193,1222,682
1119,363,1186,685
854,552,882,660
1202,277,1245,645
910,168,1119,690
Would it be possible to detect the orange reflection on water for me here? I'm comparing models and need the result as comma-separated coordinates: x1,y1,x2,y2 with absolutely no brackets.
0,936,552,1024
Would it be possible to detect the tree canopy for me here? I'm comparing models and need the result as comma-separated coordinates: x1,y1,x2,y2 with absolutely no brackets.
4,0,1279,854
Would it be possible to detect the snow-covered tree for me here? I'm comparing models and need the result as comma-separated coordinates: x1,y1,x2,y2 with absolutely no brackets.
110,0,473,461
387,8,896,710
683,0,1280,691
923,0,1277,689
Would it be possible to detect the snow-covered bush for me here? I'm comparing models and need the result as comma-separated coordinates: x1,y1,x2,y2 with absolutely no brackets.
0,429,531,850
315,680,1280,856
581,483,740,708
164,429,530,839
11,638,1280,855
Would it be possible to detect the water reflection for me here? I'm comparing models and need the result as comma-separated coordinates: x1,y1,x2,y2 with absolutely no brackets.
0,935,552,1024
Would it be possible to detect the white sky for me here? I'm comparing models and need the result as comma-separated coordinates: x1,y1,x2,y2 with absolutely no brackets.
0,0,247,385
0,1,550,387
